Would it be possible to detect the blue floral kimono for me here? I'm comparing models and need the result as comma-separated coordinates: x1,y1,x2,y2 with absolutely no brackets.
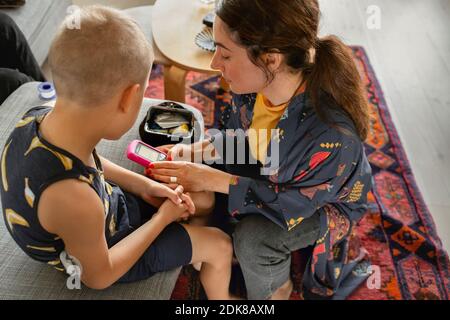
211,90,373,299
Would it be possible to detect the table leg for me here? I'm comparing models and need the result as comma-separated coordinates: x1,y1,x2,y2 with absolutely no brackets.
163,65,188,103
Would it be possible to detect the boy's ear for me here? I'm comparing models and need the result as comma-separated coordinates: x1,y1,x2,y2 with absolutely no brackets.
118,83,141,113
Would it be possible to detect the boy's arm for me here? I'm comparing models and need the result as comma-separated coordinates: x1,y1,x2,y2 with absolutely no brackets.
98,155,147,196
98,155,183,207
38,179,184,289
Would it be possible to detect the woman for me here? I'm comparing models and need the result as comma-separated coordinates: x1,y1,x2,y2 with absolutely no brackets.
148,0,372,300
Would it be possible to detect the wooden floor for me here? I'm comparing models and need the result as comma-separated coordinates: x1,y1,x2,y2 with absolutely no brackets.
70,0,450,253
318,0,450,253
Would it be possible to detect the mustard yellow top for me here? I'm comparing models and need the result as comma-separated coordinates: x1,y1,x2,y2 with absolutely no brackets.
249,83,306,164
248,95,288,164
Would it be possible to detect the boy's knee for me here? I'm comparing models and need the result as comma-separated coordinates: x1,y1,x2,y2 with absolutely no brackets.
210,227,233,259
194,191,215,215
203,191,215,212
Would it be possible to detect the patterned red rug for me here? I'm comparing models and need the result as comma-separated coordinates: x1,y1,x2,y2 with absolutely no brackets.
144,46,450,300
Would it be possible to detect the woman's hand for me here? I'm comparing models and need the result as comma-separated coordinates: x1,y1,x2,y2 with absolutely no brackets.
155,144,174,160
157,139,219,163
146,161,206,192
146,161,233,194
170,144,194,162
157,144,194,162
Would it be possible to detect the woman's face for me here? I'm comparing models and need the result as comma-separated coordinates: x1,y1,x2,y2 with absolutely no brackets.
210,17,267,94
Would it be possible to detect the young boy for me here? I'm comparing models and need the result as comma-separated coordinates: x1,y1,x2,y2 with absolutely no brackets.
0,6,234,300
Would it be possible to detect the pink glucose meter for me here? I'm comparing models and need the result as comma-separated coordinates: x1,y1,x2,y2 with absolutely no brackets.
127,140,168,167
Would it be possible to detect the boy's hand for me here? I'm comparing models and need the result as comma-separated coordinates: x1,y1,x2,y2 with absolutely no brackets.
173,185,195,216
139,178,183,207
156,187,196,224
177,192,196,221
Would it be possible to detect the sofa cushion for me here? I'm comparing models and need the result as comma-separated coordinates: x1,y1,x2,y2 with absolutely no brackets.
0,82,203,299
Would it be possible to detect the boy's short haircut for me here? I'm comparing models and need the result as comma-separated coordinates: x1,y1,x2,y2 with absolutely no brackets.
49,5,154,106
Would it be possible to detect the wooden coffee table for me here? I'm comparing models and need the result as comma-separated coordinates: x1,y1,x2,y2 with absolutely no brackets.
152,0,222,103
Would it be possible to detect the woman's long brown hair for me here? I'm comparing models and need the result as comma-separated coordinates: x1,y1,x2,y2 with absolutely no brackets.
216,0,370,140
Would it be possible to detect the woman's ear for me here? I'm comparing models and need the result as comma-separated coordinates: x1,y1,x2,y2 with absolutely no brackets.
118,83,141,113
262,52,283,72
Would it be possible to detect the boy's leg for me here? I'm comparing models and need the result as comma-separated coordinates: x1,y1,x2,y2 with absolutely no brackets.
178,191,215,272
117,221,234,300
118,192,233,299
116,221,193,283
0,13,46,82
181,224,234,300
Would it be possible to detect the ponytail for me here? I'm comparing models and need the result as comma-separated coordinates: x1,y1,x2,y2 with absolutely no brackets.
306,35,370,141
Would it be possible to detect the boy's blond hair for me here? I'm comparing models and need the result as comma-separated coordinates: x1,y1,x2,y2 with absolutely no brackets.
49,5,153,106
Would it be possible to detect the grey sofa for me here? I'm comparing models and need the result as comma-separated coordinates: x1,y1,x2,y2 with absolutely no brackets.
0,82,204,299
1,0,73,66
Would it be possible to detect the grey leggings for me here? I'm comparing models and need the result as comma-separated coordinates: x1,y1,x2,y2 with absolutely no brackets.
233,213,320,300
